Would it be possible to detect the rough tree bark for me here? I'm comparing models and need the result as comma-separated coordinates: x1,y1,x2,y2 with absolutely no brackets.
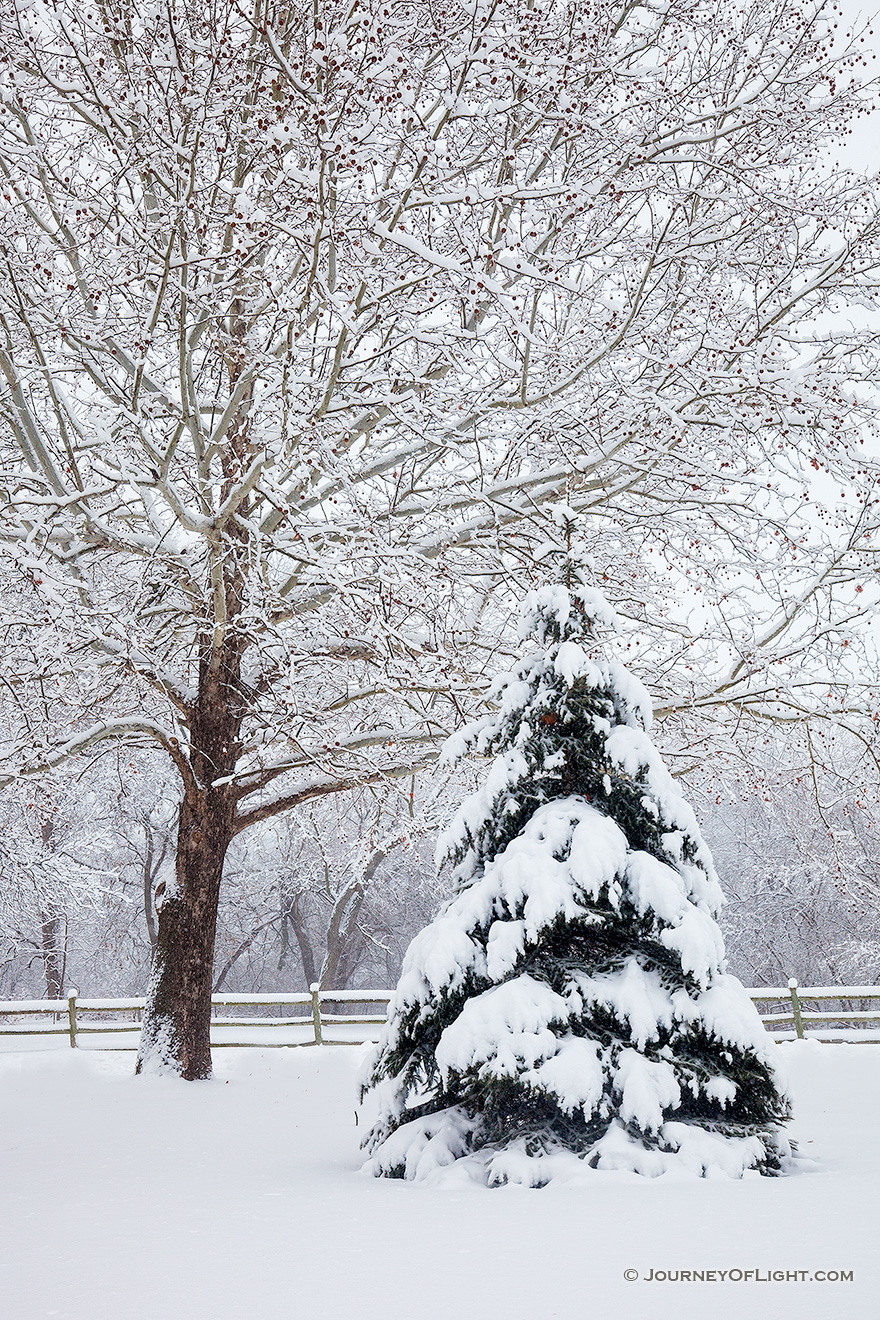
137,784,235,1078
136,592,246,1074
38,817,66,1000
287,892,318,990
39,913,65,1001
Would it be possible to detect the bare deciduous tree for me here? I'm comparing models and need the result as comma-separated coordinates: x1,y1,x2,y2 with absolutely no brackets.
0,0,878,1075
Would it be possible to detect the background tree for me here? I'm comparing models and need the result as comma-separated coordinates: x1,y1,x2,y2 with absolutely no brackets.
212,786,442,992
0,0,878,1077
0,775,117,997
361,571,792,1183
704,752,880,987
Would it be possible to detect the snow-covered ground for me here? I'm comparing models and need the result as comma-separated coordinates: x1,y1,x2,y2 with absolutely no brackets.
0,1041,876,1320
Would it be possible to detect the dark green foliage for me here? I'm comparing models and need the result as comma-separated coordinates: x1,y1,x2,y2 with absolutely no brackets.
361,579,792,1182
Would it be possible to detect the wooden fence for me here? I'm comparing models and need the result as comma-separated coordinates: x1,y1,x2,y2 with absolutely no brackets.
747,980,880,1042
0,986,393,1049
1,979,879,1049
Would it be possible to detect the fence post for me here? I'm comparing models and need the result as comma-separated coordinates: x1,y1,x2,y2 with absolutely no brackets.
788,978,805,1040
310,983,323,1045
67,988,78,1049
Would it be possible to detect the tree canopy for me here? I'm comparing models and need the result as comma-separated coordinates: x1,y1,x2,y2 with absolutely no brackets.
0,0,878,1074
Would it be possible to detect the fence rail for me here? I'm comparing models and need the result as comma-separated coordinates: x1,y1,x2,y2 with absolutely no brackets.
1,980,878,1050
0,986,394,1049
746,980,880,1041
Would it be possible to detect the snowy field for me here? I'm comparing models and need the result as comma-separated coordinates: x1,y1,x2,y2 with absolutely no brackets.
1,1041,877,1320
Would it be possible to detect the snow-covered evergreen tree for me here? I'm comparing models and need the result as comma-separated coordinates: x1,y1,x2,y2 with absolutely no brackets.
360,569,792,1184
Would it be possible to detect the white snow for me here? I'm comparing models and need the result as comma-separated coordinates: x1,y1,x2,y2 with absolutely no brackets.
671,976,783,1071
410,800,630,1021
485,917,526,980
517,582,620,640
604,724,725,912
568,959,675,1048
0,1041,877,1320
553,640,603,688
435,975,567,1079
608,659,654,730
614,1048,682,1133
361,1105,479,1183
566,804,631,898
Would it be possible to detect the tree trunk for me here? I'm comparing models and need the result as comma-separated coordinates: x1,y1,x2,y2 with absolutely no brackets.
319,846,390,989
319,880,365,991
135,373,250,1077
136,784,235,1079
288,891,318,988
134,296,278,1075
39,912,65,1000
141,827,161,951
